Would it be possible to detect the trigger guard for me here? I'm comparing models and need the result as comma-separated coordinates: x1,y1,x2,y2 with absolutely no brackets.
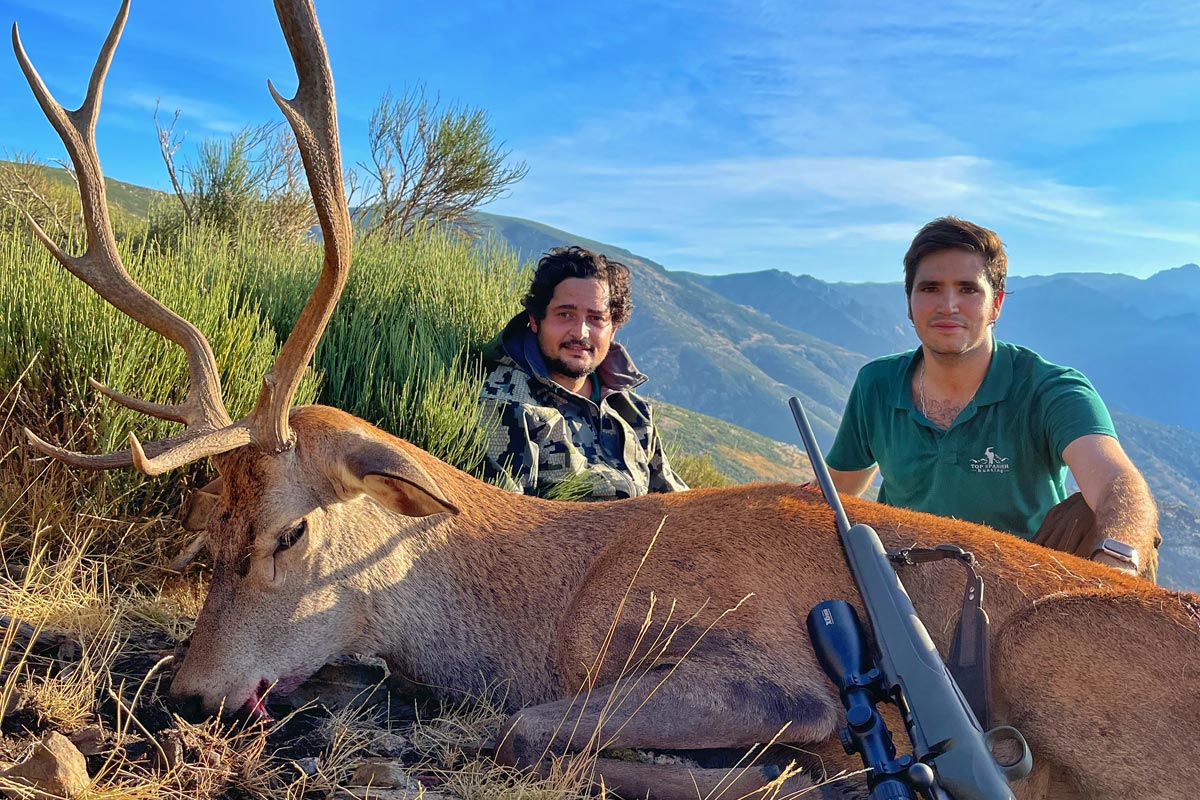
986,724,1033,781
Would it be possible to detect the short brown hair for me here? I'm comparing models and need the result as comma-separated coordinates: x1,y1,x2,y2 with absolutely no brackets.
522,246,633,327
903,217,1007,297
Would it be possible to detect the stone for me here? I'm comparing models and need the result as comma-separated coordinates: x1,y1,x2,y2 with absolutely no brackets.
276,654,391,712
369,731,409,759
153,736,184,773
348,759,420,789
67,727,105,757
1,731,89,799
0,689,29,718
294,756,320,776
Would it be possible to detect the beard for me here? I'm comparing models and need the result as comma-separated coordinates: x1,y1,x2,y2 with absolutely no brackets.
541,339,596,379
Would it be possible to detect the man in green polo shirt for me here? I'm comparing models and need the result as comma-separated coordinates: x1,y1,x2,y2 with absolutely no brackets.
827,217,1160,580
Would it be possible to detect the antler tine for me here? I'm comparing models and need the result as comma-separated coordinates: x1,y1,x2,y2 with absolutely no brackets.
12,2,246,474
24,425,251,477
88,378,187,423
246,0,353,453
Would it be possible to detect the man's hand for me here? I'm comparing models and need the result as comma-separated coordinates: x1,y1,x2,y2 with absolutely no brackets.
1062,433,1159,578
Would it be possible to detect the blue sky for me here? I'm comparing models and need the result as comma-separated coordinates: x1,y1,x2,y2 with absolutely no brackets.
3,0,1200,281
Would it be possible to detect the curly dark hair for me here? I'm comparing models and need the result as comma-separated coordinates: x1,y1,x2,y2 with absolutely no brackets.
522,246,634,327
903,217,1007,297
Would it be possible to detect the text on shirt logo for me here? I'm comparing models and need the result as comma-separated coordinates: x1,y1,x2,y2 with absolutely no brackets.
970,446,1010,473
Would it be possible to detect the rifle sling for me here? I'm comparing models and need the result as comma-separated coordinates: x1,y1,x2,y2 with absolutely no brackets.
888,545,993,729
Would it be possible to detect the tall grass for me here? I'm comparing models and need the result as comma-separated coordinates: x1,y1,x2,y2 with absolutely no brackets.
247,226,527,470
0,220,535,579
0,223,321,516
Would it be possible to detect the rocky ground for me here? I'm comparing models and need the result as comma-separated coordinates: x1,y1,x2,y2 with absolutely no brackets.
0,619,470,799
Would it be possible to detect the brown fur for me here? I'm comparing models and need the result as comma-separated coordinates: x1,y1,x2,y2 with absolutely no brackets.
168,405,1200,800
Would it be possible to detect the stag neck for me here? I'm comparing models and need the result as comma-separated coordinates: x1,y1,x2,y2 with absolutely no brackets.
371,542,587,706
367,484,622,704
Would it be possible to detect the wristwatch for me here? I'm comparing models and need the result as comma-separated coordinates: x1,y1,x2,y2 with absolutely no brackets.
1091,538,1140,572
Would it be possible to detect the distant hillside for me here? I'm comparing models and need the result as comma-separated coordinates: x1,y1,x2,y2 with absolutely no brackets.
687,270,912,358
1110,410,1200,508
1156,503,1200,591
11,160,162,218
656,402,811,485
477,212,1200,590
1107,410,1200,590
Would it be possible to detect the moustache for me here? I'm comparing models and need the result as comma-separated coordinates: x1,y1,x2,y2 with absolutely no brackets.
560,338,593,351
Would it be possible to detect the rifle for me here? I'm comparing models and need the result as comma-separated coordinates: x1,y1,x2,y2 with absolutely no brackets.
789,397,1031,800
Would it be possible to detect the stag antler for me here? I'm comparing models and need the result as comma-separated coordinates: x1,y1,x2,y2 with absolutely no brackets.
249,0,352,453
13,0,351,474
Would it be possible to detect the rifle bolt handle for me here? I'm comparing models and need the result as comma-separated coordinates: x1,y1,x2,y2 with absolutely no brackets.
907,761,936,789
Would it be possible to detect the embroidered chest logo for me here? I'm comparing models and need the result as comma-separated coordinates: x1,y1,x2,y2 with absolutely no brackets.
970,446,1010,473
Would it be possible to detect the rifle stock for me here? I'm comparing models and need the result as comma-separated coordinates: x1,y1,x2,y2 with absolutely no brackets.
789,397,1030,800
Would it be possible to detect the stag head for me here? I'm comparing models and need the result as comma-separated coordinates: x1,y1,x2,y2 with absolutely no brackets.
13,1,458,716
173,407,457,716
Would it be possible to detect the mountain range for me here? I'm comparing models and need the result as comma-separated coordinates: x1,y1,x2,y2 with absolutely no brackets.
12,165,1193,589
477,212,1200,591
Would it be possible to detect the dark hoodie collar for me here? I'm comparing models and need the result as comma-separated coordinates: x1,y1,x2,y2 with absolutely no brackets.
497,311,647,395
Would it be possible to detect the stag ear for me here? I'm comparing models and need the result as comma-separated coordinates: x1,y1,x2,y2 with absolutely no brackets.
340,442,459,518
180,476,225,531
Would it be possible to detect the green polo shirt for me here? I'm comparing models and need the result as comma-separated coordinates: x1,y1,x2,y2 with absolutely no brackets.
826,340,1117,538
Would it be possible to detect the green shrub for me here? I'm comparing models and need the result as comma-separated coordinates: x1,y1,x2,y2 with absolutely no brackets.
0,223,320,514
246,225,527,471
669,452,735,489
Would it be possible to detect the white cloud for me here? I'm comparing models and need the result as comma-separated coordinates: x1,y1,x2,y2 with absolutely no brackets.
119,91,246,137
493,151,1200,276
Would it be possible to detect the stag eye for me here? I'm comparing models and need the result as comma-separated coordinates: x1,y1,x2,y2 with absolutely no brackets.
276,520,307,554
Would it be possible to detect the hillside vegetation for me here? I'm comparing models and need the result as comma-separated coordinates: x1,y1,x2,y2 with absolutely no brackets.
32,161,161,219
1,164,760,795
656,402,811,485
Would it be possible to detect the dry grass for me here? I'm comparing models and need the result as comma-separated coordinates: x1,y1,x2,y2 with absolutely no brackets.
409,694,595,800
0,371,195,590
0,362,831,800
0,432,831,799
25,630,123,732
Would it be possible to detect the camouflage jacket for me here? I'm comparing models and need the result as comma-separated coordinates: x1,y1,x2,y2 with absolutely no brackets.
478,313,688,500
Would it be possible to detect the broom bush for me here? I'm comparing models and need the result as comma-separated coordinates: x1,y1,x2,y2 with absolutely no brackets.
245,224,527,471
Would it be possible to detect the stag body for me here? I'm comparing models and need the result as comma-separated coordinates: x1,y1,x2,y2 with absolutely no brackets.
15,3,1199,799
171,407,1199,800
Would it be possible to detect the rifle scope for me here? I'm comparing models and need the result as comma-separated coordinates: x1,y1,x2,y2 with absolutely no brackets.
808,599,937,800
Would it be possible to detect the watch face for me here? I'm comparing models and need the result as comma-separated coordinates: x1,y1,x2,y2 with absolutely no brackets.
1104,539,1137,560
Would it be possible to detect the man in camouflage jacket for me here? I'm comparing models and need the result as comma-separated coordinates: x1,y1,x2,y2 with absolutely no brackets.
479,246,688,500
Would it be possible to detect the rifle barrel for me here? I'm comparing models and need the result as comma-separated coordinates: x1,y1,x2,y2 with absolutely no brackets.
788,397,850,534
